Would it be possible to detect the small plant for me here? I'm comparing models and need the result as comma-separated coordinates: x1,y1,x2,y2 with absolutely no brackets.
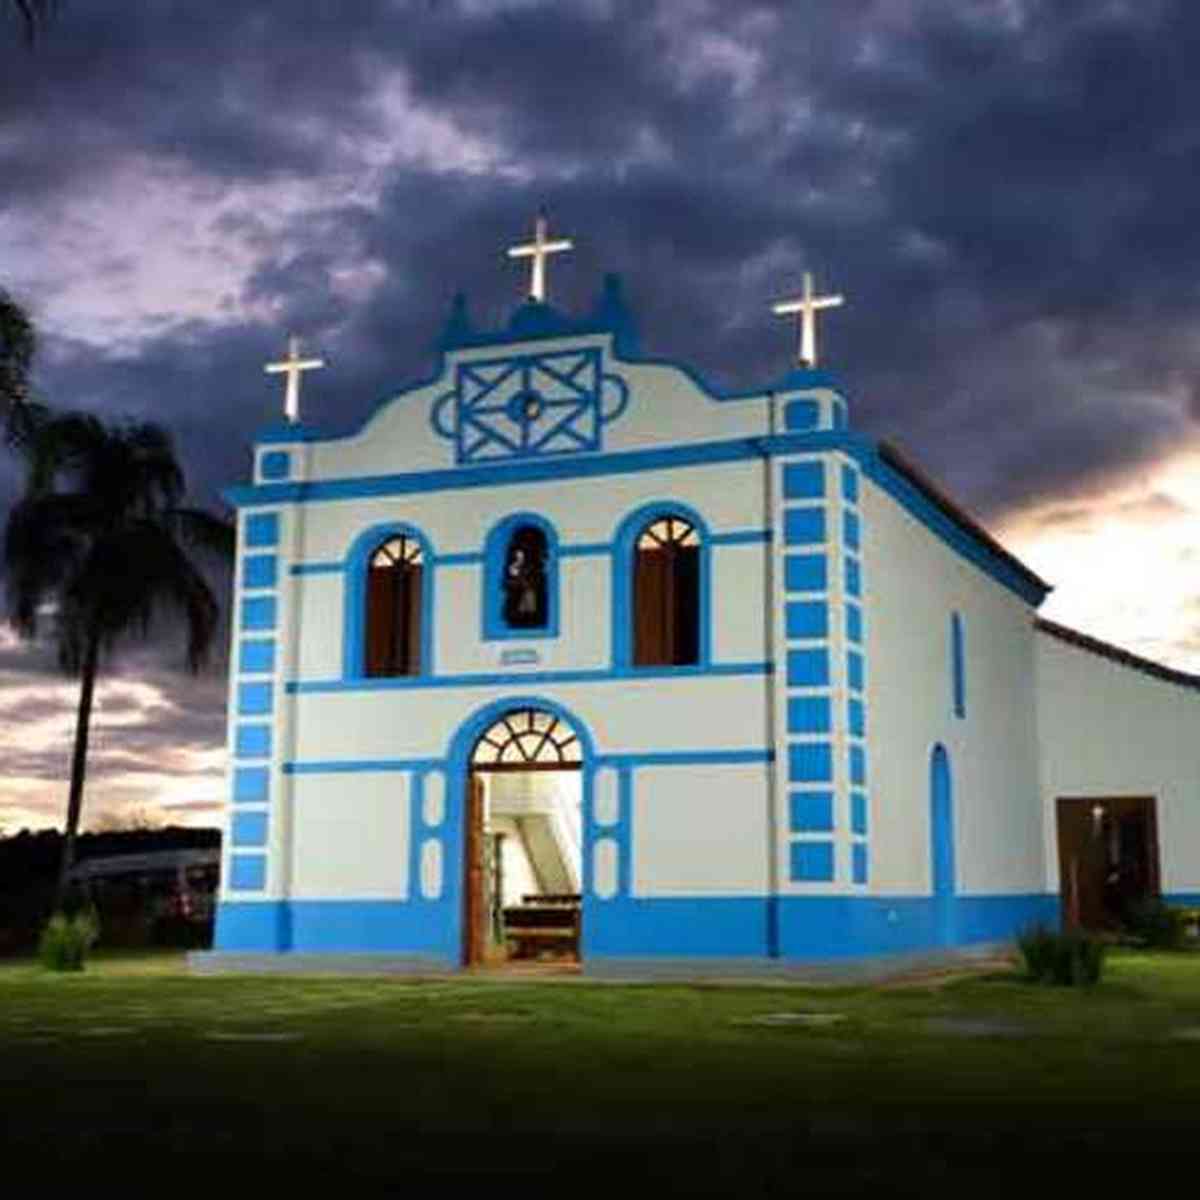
1017,923,1106,986
1122,897,1190,950
37,907,100,972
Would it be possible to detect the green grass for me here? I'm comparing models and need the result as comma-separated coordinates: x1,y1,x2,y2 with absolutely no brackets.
2,949,1199,1190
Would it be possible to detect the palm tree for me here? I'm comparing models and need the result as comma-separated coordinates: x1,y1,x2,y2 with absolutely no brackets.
4,411,234,909
1,286,36,440
7,0,54,42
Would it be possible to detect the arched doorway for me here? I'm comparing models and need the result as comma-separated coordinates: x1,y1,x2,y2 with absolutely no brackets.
930,744,956,946
463,707,584,966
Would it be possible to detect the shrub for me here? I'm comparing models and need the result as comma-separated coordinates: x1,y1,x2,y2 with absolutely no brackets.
37,907,100,972
1122,897,1190,950
1017,923,1106,986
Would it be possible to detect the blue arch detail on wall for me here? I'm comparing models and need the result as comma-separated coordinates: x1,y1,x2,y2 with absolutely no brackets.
951,612,966,719
481,511,561,641
439,695,597,963
610,499,712,671
930,743,956,946
342,522,435,680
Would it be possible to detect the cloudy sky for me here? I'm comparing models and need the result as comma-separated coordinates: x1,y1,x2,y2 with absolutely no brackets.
2,0,1199,831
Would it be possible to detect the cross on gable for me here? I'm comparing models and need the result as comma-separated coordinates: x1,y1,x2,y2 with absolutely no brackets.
772,272,845,368
265,335,326,424
507,209,574,304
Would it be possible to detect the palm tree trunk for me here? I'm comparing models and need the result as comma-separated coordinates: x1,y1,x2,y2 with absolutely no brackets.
53,626,101,912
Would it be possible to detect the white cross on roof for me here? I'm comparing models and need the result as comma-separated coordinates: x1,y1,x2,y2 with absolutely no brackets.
264,335,325,424
772,272,845,368
507,210,574,304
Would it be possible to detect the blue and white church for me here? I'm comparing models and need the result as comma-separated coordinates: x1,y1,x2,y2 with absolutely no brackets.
204,216,1200,973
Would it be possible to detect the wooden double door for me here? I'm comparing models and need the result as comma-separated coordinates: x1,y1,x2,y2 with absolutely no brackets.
1056,796,1160,930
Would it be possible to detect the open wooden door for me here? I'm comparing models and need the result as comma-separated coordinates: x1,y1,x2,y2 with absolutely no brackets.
463,773,486,966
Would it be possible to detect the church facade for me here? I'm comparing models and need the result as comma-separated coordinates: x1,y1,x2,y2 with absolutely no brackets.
207,265,1200,973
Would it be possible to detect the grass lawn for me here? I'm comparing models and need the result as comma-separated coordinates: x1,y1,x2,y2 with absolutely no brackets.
2,948,1198,1190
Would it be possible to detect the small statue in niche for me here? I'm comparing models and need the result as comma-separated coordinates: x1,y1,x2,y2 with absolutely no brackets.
502,525,548,628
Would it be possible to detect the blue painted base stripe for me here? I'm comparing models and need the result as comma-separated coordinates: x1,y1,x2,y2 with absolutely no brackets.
215,893,1064,959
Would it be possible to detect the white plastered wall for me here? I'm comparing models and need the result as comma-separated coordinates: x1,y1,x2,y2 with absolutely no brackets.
632,762,769,896
862,477,1045,897
1035,632,1200,896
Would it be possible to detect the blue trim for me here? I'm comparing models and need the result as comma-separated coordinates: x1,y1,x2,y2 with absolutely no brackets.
951,612,966,719
611,500,712,671
239,639,275,674
789,791,834,832
845,557,861,597
790,841,835,882
616,768,633,898
259,451,291,481
586,897,771,958
785,553,827,593
254,422,321,445
235,723,272,760
342,522,434,680
930,744,956,946
849,745,866,786
232,811,269,848
283,758,445,776
288,660,769,694
848,697,865,737
847,650,864,691
213,901,291,952
841,463,859,504
594,749,771,769
852,843,868,885
229,854,266,891
233,766,269,804
843,510,860,551
291,561,343,576
240,596,276,632
782,461,826,499
481,512,560,641
845,603,862,645
708,529,771,546
237,681,273,716
242,554,278,589
244,513,279,547
784,398,820,430
786,600,828,640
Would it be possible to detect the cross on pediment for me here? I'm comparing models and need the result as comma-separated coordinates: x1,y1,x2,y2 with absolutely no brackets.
507,209,573,304
265,335,325,424
772,272,845,368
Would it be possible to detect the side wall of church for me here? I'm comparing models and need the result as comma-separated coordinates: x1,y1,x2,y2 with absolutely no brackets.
1034,633,1200,901
861,476,1048,921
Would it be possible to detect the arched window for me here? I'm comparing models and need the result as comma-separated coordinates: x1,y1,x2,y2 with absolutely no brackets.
633,515,701,666
365,535,423,676
501,524,549,630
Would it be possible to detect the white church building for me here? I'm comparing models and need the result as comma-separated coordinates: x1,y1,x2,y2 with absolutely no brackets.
204,221,1200,973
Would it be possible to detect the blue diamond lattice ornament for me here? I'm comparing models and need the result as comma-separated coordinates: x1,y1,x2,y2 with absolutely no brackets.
432,349,629,463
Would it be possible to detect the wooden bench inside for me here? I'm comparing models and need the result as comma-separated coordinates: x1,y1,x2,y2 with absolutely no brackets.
503,894,581,959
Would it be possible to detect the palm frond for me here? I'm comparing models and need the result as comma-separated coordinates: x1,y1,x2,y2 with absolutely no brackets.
0,286,36,435
166,506,236,562
9,0,55,44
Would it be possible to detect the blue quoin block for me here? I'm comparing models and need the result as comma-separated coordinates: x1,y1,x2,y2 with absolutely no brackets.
845,603,863,644
782,461,825,499
784,399,820,430
788,696,832,734
241,596,277,632
237,682,273,716
230,854,267,891
240,639,275,674
242,554,278,589
787,648,829,687
259,451,291,481
851,791,868,836
245,512,280,547
784,507,827,546
785,553,827,593
790,841,835,882
847,650,864,691
848,697,865,737
232,811,269,847
852,843,869,884
845,557,861,597
850,745,867,786
788,742,834,783
235,724,272,759
843,510,860,550
789,791,834,832
841,464,859,503
233,766,270,804
786,601,828,640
